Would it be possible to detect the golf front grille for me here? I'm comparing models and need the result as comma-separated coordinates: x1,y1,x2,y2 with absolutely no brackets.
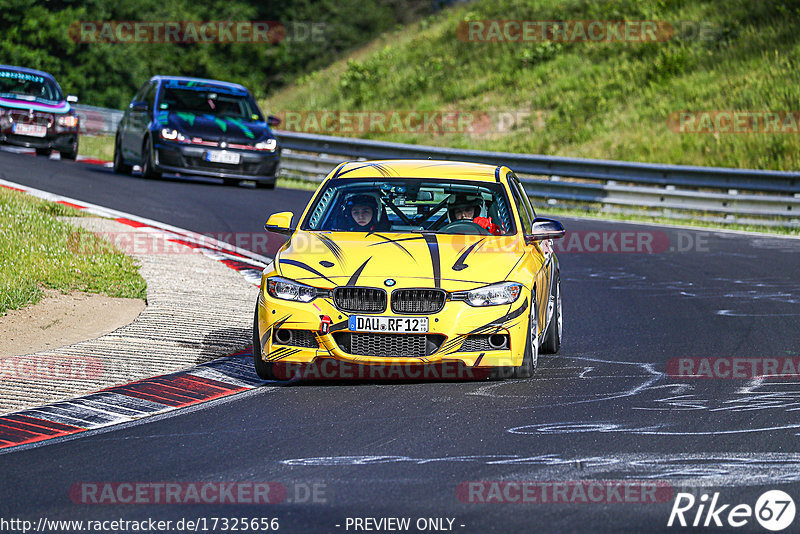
332,333,446,357
391,289,446,314
333,287,386,313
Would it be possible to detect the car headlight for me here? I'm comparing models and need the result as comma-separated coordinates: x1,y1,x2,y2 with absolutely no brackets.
254,138,277,151
160,128,188,142
452,282,522,307
267,276,319,302
57,115,79,128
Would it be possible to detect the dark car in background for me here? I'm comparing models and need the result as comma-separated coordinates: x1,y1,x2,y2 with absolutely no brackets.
0,65,80,159
114,76,281,188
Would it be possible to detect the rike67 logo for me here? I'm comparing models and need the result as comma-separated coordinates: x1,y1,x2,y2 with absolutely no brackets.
668,490,795,531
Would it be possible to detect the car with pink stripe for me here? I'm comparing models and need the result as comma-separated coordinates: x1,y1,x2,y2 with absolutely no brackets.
0,65,80,159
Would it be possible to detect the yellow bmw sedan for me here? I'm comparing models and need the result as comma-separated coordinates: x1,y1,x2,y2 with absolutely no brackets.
254,160,565,381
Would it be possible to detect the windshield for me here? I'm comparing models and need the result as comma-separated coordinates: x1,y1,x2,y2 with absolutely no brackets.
302,178,516,235
158,86,262,120
0,70,63,102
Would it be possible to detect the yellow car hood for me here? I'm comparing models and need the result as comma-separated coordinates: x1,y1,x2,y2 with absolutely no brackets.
275,230,528,291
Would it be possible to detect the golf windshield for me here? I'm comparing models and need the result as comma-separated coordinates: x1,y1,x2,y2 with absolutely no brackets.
159,86,262,120
302,178,516,235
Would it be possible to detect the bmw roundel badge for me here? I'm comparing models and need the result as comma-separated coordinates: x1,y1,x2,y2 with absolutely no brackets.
384,279,396,287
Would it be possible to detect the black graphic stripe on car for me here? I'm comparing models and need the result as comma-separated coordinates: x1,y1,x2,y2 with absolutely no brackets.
424,234,441,288
279,259,336,284
346,258,372,286
452,239,485,272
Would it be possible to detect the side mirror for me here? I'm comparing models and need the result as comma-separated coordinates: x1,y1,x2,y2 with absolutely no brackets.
130,101,148,112
265,211,295,235
526,217,566,243
267,115,281,127
66,95,78,103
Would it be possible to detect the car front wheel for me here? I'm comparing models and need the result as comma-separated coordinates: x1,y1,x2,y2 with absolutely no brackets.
253,303,277,380
141,137,161,179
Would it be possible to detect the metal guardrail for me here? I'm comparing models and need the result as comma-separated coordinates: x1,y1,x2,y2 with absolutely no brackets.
73,104,123,136
274,130,800,228
60,105,800,227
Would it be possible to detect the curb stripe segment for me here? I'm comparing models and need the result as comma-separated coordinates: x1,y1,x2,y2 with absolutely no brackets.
0,349,265,451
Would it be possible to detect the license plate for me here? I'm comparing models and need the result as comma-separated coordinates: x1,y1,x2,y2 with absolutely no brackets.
13,123,47,137
204,150,240,165
349,315,429,333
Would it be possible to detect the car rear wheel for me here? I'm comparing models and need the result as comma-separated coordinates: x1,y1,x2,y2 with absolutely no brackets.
541,275,561,354
253,303,277,380
35,148,50,157
141,137,161,179
113,135,132,174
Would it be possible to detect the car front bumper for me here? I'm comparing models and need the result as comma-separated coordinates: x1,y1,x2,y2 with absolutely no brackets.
0,129,78,152
154,141,280,182
254,281,532,374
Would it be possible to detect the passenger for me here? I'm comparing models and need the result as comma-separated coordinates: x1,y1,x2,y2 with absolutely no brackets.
447,193,502,235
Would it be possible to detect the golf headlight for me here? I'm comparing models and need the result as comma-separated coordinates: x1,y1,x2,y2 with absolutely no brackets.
57,115,79,128
267,276,317,302
454,282,522,307
254,138,277,151
160,128,187,142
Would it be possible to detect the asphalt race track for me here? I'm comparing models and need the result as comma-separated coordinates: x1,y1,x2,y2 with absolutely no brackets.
2,151,800,533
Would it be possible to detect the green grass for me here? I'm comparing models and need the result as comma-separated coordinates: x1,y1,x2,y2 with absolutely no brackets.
262,0,800,171
78,135,114,161
0,188,147,315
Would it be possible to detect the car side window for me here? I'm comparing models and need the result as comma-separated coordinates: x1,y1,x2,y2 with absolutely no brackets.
514,176,537,221
132,83,149,104
509,175,533,234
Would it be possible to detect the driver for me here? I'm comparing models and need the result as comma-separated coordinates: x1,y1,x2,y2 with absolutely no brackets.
341,194,387,231
447,193,502,235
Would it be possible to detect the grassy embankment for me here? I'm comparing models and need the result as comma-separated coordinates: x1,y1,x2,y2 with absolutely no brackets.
0,188,146,315
77,0,800,233
258,0,799,233
263,0,800,170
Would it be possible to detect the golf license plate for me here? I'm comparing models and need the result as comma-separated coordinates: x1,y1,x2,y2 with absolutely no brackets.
349,315,429,333
204,150,240,165
13,123,47,137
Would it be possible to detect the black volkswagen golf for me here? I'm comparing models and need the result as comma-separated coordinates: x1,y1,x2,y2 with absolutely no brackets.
114,76,281,188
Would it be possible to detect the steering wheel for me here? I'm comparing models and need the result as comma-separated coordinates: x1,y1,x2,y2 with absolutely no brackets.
437,219,491,235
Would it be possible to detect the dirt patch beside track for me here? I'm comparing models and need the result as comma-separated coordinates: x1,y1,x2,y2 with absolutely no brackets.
0,290,145,358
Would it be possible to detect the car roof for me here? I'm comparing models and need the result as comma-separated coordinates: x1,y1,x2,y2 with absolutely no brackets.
334,160,504,182
0,64,57,81
149,75,248,92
